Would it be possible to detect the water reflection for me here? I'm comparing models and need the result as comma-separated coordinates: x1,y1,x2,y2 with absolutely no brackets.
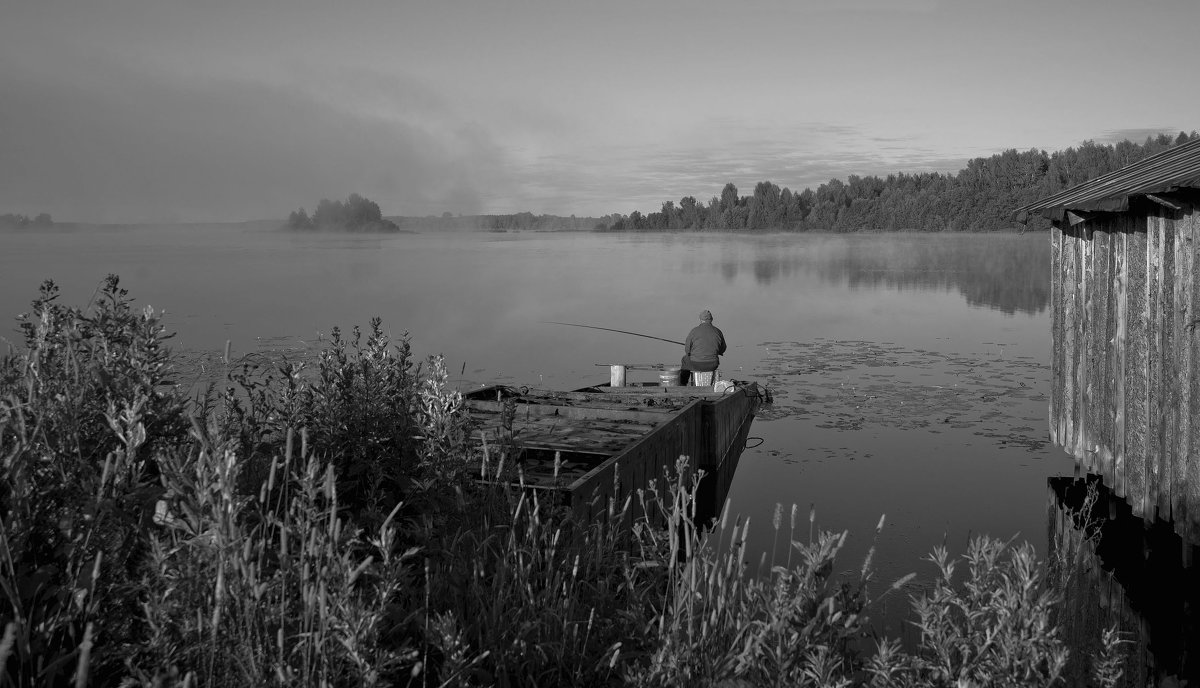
701,233,1050,315
1049,476,1200,687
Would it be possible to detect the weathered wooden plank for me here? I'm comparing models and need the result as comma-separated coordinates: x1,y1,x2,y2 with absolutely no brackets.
1063,230,1079,461
1147,213,1165,519
1092,228,1109,471
1112,225,1128,499
1082,228,1098,471
1126,225,1149,518
477,432,633,455
1156,214,1176,521
1159,212,1177,522
1146,193,1187,211
1171,212,1191,530
465,399,667,423
696,407,756,523
1061,225,1072,451
1093,226,1113,479
1186,211,1200,541
1050,225,1063,448
706,389,754,470
470,410,658,438
467,386,684,412
1075,229,1089,462
568,400,702,494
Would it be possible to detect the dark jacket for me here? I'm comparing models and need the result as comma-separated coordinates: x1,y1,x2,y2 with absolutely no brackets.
684,322,726,369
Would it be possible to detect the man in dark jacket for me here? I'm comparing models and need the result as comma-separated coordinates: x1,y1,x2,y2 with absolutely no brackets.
680,309,727,385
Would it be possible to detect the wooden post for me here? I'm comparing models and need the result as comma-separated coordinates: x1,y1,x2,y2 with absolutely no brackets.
610,364,626,388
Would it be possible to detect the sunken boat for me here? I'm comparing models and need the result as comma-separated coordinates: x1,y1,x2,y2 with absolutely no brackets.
464,368,766,526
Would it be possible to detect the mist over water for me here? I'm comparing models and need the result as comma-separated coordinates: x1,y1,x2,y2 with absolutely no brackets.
0,226,1072,637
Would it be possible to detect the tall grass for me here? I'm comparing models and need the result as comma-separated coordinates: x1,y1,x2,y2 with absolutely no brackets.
0,278,1129,686
0,277,188,684
132,434,417,686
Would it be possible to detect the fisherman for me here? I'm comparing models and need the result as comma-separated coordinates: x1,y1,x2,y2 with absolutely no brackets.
680,309,726,385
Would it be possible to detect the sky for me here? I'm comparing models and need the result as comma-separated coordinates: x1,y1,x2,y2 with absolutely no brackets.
2,0,1197,223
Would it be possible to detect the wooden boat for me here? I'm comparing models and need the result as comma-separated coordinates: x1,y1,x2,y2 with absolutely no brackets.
463,378,765,525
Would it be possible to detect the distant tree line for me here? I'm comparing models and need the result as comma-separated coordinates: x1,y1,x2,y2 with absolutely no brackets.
601,131,1199,232
285,197,607,232
388,212,609,231
483,212,587,231
286,194,399,231
0,213,53,228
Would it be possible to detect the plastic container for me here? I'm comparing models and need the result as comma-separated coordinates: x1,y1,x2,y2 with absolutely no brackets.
660,366,682,387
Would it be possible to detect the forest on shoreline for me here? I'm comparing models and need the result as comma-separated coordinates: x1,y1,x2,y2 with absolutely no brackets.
601,131,1199,232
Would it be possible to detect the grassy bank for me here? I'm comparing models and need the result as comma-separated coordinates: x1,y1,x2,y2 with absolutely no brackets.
1,276,1124,686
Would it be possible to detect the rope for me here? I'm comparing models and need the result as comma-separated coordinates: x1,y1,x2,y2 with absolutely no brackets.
492,384,529,399
721,380,774,404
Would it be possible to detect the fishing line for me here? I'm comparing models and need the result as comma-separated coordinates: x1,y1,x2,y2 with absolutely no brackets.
540,321,681,343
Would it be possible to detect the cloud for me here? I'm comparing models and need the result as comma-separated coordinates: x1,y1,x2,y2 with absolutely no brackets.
0,58,513,222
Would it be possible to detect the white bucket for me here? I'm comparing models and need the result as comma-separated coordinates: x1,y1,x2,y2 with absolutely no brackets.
660,366,681,386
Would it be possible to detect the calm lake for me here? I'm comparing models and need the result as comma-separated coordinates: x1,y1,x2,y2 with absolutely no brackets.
0,225,1075,635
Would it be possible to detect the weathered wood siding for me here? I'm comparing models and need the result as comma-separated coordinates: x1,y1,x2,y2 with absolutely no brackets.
1052,203,1200,542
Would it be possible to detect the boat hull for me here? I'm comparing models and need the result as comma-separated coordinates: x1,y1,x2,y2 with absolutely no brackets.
464,381,763,525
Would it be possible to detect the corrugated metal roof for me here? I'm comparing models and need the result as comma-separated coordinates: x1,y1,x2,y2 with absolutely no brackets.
1013,137,1200,222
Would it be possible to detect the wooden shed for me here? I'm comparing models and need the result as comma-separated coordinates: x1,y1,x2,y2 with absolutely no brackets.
1015,138,1200,542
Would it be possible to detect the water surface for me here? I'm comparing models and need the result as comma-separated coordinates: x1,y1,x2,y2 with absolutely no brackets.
0,226,1073,635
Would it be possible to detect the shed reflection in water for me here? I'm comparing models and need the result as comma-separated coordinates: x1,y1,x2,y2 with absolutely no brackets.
1049,475,1200,687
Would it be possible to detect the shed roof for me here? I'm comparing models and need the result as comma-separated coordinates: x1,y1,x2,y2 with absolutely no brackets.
1014,137,1200,222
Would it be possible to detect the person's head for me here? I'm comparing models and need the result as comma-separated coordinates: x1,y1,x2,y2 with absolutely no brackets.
699,309,713,322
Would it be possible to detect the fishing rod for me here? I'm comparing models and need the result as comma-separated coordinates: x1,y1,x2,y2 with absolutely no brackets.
541,321,684,346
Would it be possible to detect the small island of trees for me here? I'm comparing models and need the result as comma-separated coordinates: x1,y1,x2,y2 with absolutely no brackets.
0,213,53,228
286,194,399,232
